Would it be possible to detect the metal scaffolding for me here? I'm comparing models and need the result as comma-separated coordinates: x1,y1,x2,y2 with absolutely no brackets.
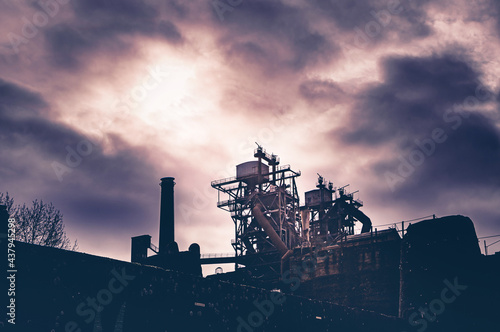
302,175,372,245
211,145,302,270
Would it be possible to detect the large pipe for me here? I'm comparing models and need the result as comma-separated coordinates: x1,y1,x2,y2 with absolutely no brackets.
301,209,310,242
252,203,289,256
346,205,372,233
159,177,175,254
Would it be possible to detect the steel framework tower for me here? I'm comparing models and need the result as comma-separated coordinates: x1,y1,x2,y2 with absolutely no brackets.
302,175,372,244
211,145,302,270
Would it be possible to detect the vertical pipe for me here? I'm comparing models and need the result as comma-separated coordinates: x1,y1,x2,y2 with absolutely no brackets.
484,240,488,256
258,157,262,192
159,177,175,255
235,221,238,270
319,189,326,235
279,191,283,246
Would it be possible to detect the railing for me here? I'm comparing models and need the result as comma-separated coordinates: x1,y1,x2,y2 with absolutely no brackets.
211,176,238,186
211,164,300,187
217,200,230,208
276,164,290,171
149,243,159,254
254,148,280,164
201,253,235,259
373,214,436,237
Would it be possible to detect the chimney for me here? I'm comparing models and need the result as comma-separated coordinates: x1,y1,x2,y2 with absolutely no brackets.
159,177,175,254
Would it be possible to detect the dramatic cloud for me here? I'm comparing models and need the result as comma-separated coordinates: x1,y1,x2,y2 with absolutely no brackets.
312,0,432,40
0,78,170,253
1,0,500,273
342,54,484,146
338,53,500,235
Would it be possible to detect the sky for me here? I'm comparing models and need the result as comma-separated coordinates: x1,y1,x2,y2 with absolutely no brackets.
1,0,500,275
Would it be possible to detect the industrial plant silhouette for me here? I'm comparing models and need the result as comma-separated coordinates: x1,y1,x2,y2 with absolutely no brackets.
1,147,499,331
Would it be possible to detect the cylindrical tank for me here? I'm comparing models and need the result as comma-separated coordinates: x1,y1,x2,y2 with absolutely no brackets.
236,161,269,184
304,188,332,207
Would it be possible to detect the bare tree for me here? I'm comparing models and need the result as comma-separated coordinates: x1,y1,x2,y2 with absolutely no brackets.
0,193,77,250
0,192,14,215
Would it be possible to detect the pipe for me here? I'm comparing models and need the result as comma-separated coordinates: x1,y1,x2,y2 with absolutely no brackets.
159,177,175,254
252,203,289,256
280,249,294,276
301,209,310,242
345,204,372,233
281,249,294,261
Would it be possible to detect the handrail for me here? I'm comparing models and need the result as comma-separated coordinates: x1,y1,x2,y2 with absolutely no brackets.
211,176,238,186
201,253,235,258
375,215,435,228
211,164,298,187
149,243,159,253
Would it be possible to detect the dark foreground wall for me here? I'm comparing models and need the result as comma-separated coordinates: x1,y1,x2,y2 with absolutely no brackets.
3,241,403,332
288,229,401,316
400,215,500,332
284,215,500,332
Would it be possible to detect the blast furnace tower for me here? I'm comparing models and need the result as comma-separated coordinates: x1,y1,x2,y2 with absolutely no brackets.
211,145,302,276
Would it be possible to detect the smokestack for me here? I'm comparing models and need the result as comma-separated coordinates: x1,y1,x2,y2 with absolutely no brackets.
159,177,175,254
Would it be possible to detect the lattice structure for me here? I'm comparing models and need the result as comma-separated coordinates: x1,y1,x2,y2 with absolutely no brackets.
302,175,371,244
211,146,302,270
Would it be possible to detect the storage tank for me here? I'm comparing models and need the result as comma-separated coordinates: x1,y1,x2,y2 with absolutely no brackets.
304,188,332,207
236,161,269,184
